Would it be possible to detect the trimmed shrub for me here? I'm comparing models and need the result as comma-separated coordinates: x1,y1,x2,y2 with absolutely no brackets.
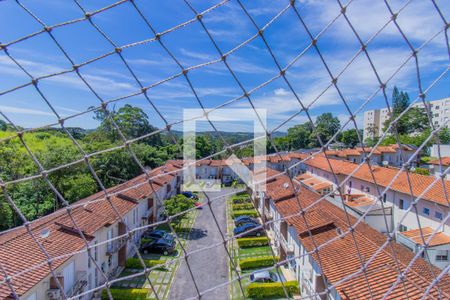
237,237,269,248
232,210,258,219
232,203,254,211
125,258,165,269
236,191,249,196
231,195,251,204
247,281,299,298
239,256,278,270
101,288,149,300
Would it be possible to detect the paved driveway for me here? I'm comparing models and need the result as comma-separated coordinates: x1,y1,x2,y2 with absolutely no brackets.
168,188,235,300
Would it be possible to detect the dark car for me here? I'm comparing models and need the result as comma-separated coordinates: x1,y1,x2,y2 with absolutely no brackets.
233,223,265,237
234,216,259,227
141,229,174,241
223,180,233,187
141,238,175,255
182,191,199,200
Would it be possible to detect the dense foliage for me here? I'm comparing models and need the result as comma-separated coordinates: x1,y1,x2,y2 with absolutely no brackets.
239,256,278,270
237,237,270,248
232,209,258,218
163,194,195,223
101,288,149,300
125,258,166,269
247,281,299,298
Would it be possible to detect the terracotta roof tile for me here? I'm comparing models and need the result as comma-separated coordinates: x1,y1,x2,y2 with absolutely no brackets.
303,156,450,206
0,162,181,298
428,157,450,166
268,169,450,299
400,227,450,247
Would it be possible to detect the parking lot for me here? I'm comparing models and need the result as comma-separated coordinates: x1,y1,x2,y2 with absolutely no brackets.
168,188,236,300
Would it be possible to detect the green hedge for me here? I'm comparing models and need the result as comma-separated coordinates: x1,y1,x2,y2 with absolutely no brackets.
101,288,149,300
247,281,299,298
231,195,251,204
236,191,249,196
232,209,258,219
237,237,269,248
232,203,254,211
125,258,165,269
239,256,278,270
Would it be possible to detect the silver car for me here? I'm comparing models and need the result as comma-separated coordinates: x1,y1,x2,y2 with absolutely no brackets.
249,270,280,283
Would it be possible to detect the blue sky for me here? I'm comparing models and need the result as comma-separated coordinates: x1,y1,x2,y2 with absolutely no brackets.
0,0,449,133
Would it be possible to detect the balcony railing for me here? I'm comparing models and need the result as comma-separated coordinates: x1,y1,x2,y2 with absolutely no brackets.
280,233,294,253
264,209,273,220
106,236,127,256
66,271,88,298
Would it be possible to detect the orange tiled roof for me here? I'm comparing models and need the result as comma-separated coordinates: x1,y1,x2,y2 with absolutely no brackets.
428,157,450,166
400,227,450,247
303,156,450,206
345,196,375,207
0,162,182,299
267,169,450,299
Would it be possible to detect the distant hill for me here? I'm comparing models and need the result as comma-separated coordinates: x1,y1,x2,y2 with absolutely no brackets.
166,130,286,143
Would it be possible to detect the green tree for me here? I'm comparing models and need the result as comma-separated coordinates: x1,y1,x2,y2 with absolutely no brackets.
392,86,409,115
340,129,361,148
163,194,195,224
437,127,450,144
92,104,162,146
310,113,340,147
286,122,313,149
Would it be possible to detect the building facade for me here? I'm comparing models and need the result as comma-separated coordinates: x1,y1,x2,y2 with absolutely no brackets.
363,97,450,140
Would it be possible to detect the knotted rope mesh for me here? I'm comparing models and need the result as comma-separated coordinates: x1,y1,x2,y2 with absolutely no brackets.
0,0,449,299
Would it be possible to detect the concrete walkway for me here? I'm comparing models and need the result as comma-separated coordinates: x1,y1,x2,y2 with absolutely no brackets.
168,189,233,300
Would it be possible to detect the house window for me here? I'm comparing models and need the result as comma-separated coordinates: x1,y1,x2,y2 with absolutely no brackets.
383,194,387,203
133,209,138,225
436,250,449,261
423,207,430,216
435,211,443,220
94,241,98,261
399,199,407,209
399,224,408,232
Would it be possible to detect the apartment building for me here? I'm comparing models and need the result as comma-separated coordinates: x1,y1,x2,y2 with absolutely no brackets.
255,168,450,299
363,98,450,140
0,163,182,300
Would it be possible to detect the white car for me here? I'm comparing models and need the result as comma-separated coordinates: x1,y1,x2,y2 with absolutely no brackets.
249,270,280,283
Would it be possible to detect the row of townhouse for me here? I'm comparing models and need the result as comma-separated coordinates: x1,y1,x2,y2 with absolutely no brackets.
293,155,450,270
0,162,182,300
254,168,450,299
322,144,418,167
427,157,450,180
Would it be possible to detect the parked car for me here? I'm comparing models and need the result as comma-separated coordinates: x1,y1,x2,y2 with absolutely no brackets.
233,222,264,237
182,191,199,199
234,215,259,227
249,270,280,283
141,238,176,255
141,229,174,241
223,179,233,187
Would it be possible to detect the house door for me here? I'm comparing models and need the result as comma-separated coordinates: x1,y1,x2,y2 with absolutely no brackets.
118,222,127,267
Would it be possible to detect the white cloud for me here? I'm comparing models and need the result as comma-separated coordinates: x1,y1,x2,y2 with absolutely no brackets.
0,105,55,117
